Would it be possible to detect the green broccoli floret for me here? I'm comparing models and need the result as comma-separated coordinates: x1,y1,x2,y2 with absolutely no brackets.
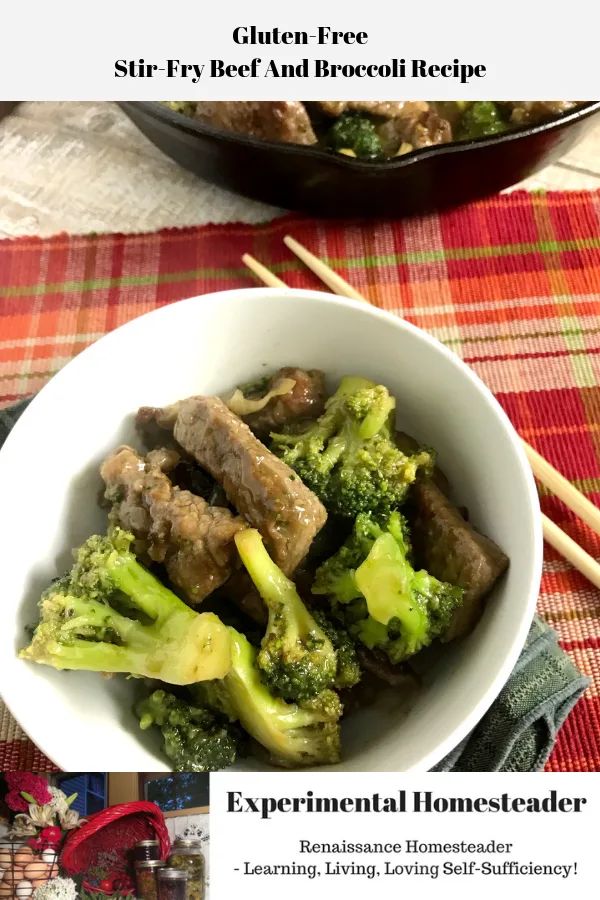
271,375,432,519
137,689,243,772
20,528,232,685
235,529,337,700
458,101,507,140
193,629,342,768
311,608,362,690
310,510,408,603
327,113,384,159
313,511,463,663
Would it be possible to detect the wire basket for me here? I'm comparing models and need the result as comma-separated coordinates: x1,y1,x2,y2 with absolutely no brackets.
0,839,60,900
60,802,170,894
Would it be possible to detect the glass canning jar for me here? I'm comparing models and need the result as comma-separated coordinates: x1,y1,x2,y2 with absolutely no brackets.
135,859,167,900
158,867,189,900
167,839,205,900
134,840,162,862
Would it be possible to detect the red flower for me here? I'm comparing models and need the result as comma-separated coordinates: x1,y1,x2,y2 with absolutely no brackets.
28,838,44,850
5,773,52,807
40,827,62,846
6,790,29,813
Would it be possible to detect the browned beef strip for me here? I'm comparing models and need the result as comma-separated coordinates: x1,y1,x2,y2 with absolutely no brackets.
319,101,429,119
193,101,317,145
242,367,327,438
165,396,327,574
145,447,180,472
377,109,452,152
411,479,509,640
409,111,453,147
101,445,246,603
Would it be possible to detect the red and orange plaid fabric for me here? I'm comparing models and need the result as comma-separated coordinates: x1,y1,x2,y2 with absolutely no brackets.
1,190,600,771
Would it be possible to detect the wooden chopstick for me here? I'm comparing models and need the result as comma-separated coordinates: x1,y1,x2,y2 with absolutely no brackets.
541,513,600,589
283,236,368,303
522,440,600,539
242,240,600,589
242,253,288,288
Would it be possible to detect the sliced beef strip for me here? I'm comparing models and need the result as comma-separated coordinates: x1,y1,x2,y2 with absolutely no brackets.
319,101,429,119
409,111,453,148
377,109,452,152
158,395,327,574
242,367,327,438
193,101,317,145
101,445,246,603
411,478,509,641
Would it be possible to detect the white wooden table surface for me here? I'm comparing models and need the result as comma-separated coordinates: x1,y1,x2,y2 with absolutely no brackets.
0,101,599,239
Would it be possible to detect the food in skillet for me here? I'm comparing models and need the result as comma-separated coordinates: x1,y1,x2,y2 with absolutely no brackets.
20,368,508,771
163,100,584,159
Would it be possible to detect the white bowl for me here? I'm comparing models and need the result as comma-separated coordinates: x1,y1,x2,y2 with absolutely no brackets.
0,288,543,771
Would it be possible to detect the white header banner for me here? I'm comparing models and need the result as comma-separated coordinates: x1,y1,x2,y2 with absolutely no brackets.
210,772,597,899
2,0,599,100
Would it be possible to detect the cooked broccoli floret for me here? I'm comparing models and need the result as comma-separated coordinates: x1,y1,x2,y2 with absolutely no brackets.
235,529,337,700
311,608,362,691
458,101,507,140
271,375,432,519
310,510,408,603
137,689,243,772
193,629,342,768
327,113,384,159
20,528,232,685
313,511,463,663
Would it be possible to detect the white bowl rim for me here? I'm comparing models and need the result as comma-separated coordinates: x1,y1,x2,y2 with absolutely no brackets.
0,286,543,771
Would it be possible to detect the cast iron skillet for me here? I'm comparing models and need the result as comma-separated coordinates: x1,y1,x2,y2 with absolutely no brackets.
120,101,600,217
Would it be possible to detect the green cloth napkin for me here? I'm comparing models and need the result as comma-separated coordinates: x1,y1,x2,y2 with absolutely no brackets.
0,397,31,439
433,614,589,771
0,397,590,773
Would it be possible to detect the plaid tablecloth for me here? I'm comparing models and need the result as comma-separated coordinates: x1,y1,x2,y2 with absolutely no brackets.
1,190,600,771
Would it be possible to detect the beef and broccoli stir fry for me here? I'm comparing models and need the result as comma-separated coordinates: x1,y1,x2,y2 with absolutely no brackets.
163,100,583,159
20,369,509,771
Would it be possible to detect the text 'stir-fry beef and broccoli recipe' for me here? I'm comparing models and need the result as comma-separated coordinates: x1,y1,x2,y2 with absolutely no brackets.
19,369,509,771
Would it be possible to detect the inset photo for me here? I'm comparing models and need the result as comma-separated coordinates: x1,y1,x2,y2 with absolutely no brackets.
1,100,599,773
121,100,599,215
0,773,210,899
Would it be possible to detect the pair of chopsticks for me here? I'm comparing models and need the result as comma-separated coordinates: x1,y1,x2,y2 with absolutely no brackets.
243,236,600,591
